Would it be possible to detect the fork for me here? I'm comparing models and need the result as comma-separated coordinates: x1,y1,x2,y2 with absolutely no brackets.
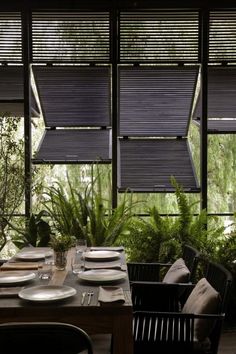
87,291,94,305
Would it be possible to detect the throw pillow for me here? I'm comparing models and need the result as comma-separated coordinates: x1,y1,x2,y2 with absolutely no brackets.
182,277,221,341
162,258,190,283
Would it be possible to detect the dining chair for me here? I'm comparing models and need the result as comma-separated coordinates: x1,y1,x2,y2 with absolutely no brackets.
131,280,188,312
127,244,200,283
133,261,232,354
0,322,94,354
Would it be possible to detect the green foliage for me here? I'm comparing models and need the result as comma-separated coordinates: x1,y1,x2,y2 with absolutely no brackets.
42,166,135,246
0,117,24,252
121,177,224,263
9,211,51,249
120,207,181,262
216,220,236,275
42,178,88,241
49,233,75,252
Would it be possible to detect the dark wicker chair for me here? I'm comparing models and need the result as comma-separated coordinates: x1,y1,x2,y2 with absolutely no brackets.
131,281,191,312
0,322,93,354
128,244,200,283
133,261,232,354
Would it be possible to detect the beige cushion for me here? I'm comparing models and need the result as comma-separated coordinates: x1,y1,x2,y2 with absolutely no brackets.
182,278,221,341
162,258,190,283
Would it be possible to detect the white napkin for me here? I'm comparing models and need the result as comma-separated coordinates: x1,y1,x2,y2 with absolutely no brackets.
1,262,42,270
98,286,125,303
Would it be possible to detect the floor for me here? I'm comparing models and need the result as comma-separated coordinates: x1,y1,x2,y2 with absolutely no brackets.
218,329,236,354
89,330,236,354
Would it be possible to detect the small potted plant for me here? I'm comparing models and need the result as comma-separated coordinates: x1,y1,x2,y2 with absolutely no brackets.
50,233,74,270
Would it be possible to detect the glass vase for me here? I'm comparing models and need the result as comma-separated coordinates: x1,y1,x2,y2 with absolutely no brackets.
54,251,67,270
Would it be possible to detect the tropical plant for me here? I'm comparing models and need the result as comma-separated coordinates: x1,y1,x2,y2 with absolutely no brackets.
0,116,24,252
85,167,135,246
9,211,51,249
42,178,88,241
42,166,135,246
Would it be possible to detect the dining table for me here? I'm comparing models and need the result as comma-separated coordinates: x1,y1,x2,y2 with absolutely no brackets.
0,246,133,354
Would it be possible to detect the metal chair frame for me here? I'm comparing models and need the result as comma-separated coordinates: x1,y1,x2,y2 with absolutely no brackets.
132,261,232,354
0,322,94,354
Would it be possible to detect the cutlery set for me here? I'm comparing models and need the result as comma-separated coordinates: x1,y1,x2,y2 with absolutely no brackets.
81,291,94,305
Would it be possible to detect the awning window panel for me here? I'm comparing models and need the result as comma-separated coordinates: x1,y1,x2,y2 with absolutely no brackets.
193,67,236,133
33,129,111,164
209,11,236,63
33,66,111,127
118,138,199,192
193,119,236,134
119,11,199,63
32,12,110,63
0,66,40,117
0,12,22,63
119,66,199,137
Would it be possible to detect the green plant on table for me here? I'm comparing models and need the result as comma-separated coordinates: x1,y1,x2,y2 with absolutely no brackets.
49,233,75,252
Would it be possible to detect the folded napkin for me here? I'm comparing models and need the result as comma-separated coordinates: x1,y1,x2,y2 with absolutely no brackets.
90,246,124,252
0,287,23,298
98,286,125,303
1,262,42,271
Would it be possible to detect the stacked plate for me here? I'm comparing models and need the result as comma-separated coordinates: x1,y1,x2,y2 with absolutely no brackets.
79,250,126,283
0,271,36,285
16,249,53,261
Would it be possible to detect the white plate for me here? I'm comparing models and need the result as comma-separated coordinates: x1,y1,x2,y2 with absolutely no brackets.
19,285,76,302
78,269,127,283
16,249,53,261
84,251,120,261
90,246,124,252
0,271,36,284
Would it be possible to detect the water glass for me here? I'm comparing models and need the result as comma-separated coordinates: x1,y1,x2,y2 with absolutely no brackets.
39,260,53,280
71,257,84,274
76,239,87,254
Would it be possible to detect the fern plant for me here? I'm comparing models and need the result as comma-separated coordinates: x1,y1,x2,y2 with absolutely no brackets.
120,206,181,262
122,177,224,263
171,176,224,258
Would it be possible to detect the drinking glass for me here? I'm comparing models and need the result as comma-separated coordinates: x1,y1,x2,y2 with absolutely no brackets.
38,259,53,280
71,257,84,274
76,239,87,254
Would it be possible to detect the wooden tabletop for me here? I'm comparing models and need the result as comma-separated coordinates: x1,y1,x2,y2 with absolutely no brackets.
0,247,133,354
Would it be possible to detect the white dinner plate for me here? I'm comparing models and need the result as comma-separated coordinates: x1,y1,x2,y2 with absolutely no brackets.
16,249,53,261
78,269,127,283
19,285,76,302
90,246,124,252
0,271,36,284
84,251,120,262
